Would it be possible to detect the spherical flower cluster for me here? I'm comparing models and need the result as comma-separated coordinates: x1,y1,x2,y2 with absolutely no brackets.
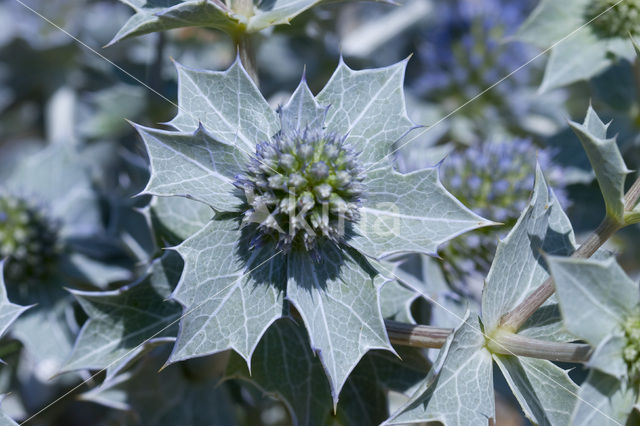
438,139,567,294
234,128,365,253
0,194,61,282
586,0,640,38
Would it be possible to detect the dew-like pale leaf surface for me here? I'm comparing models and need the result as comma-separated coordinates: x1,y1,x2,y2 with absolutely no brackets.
384,312,494,425
570,370,637,426
148,196,213,246
111,0,340,44
568,106,630,222
494,355,577,426
62,253,182,374
539,33,633,93
169,218,286,366
515,0,586,49
109,0,240,46
547,256,637,346
350,166,493,259
169,60,279,151
316,60,414,168
0,262,30,341
279,79,326,134
287,245,393,404
136,124,247,211
515,0,635,91
586,334,627,380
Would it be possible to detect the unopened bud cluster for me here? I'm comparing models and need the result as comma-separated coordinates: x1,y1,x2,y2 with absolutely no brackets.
586,0,640,38
623,314,640,383
235,129,364,252
0,194,61,282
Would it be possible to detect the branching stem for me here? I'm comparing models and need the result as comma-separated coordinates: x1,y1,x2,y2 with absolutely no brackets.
487,332,592,363
385,320,591,363
499,174,640,332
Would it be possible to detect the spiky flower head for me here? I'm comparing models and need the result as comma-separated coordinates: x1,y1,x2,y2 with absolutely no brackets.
586,0,640,38
0,194,61,282
439,139,567,294
235,127,364,253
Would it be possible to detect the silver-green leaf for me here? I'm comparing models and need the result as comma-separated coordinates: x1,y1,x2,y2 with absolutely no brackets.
482,165,575,334
169,59,279,152
350,166,493,259
61,253,182,374
169,217,286,366
287,245,393,404
384,312,494,425
316,59,415,168
547,256,637,346
108,0,241,46
136,124,247,211
569,106,631,223
570,370,637,426
494,355,578,426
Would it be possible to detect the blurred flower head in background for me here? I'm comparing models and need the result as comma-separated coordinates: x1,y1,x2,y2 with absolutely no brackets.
412,0,539,142
438,138,568,297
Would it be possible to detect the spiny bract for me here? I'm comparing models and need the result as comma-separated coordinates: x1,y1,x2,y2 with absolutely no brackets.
0,194,60,282
235,127,364,253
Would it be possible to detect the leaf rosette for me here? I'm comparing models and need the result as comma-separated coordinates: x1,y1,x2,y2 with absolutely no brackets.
134,57,491,403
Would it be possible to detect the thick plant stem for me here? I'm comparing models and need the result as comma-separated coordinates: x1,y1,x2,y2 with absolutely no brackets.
385,320,451,348
487,332,592,363
235,33,259,86
624,174,640,211
385,320,591,363
499,216,621,332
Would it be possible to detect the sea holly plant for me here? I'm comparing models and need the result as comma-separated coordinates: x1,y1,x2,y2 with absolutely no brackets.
516,0,638,91
132,56,492,404
382,103,640,425
385,166,580,426
0,140,131,375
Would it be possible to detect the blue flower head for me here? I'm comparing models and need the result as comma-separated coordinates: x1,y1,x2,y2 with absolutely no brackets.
414,0,537,138
439,139,568,291
235,124,365,254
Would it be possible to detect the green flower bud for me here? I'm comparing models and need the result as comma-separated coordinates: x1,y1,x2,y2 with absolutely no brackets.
0,194,61,282
235,128,364,252
586,0,640,38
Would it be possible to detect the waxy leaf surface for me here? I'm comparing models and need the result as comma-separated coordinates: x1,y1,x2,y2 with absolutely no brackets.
384,313,494,425
62,253,182,374
569,106,630,222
